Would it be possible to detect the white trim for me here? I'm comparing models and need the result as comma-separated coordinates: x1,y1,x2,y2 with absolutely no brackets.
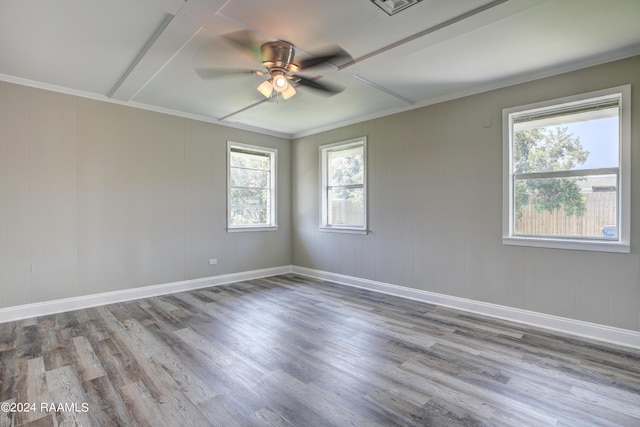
0,73,292,139
503,236,630,253
3,264,639,350
319,137,368,233
319,226,368,235
292,266,640,350
227,226,278,233
227,141,278,230
291,46,640,139
0,266,292,324
502,85,631,253
3,46,640,141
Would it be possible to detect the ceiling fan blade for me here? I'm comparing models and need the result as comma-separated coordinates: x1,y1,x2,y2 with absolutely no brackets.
294,47,352,70
221,30,263,62
195,68,263,79
292,75,344,96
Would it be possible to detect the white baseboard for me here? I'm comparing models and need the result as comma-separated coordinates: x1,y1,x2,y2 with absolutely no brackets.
3,264,639,350
0,265,293,324
292,266,640,350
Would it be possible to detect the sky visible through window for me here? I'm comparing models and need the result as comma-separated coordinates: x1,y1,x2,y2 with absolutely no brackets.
561,116,618,169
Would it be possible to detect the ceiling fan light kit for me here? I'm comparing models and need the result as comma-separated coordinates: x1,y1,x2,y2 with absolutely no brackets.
280,84,297,100
257,79,274,98
272,73,288,90
256,67,297,100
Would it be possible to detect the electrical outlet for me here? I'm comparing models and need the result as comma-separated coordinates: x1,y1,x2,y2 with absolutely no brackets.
209,258,218,265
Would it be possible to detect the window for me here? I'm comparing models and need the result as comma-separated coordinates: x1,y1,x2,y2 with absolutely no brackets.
320,137,367,233
227,142,277,231
503,85,630,252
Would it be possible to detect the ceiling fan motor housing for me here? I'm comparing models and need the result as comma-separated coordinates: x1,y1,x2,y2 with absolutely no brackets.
261,41,299,72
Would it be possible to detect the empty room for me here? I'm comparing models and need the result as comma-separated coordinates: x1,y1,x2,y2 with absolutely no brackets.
1,0,640,425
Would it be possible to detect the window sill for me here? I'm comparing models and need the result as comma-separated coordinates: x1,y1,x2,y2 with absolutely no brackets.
320,226,369,235
228,226,278,233
503,236,630,253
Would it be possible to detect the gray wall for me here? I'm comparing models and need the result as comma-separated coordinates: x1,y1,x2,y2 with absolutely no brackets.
1,56,638,334
0,83,291,308
292,56,640,332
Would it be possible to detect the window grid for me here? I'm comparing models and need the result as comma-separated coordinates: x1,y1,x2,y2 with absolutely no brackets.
502,85,630,252
320,137,367,233
227,143,277,231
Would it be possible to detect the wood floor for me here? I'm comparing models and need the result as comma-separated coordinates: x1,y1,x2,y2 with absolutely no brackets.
1,274,639,426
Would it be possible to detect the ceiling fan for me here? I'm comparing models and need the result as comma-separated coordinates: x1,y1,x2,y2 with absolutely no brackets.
197,31,351,101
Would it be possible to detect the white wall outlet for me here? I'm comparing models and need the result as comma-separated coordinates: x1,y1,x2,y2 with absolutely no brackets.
209,258,218,265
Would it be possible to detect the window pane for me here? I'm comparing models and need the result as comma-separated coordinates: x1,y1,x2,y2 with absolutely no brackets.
328,146,364,186
230,188,269,209
228,143,276,229
328,187,364,226
514,174,617,239
230,188,269,225
230,151,270,170
230,167,269,189
513,108,619,174
504,86,629,251
230,207,269,226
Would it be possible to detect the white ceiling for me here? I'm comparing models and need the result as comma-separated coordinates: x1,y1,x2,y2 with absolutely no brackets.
1,0,639,138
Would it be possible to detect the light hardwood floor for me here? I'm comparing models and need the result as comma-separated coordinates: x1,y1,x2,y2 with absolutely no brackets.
1,274,639,426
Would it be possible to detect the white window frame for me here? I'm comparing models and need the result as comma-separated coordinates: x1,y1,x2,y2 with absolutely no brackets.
320,137,368,234
502,85,630,253
227,142,278,232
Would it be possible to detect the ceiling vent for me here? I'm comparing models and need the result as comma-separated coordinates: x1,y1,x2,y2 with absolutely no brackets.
370,0,422,16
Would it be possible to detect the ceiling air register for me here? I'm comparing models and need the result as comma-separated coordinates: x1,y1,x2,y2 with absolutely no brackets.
371,0,423,16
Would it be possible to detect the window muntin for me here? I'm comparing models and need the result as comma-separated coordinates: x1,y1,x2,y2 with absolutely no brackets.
503,86,630,252
320,137,367,233
227,143,277,230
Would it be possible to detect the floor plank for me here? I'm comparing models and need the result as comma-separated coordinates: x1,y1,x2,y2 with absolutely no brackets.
0,274,639,426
